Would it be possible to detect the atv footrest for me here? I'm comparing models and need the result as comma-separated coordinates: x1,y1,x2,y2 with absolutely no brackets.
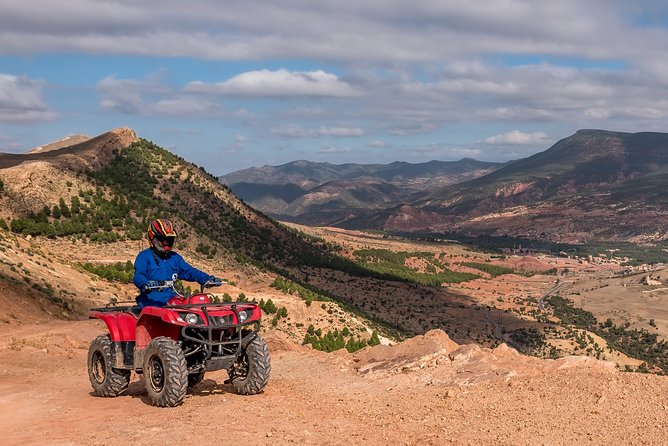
205,356,236,371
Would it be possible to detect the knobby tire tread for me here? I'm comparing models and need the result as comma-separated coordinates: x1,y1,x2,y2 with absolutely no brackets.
144,336,188,407
88,334,130,397
232,333,271,395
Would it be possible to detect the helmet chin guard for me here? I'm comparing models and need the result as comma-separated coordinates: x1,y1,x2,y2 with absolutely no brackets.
151,238,171,254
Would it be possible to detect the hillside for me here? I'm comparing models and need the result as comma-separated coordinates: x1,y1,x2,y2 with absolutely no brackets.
343,130,668,243
0,129,343,275
220,159,503,224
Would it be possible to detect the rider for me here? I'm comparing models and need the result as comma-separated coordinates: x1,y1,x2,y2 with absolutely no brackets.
133,218,217,308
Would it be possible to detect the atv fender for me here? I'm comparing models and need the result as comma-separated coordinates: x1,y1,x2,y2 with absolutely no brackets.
135,313,182,349
241,331,258,349
90,311,137,342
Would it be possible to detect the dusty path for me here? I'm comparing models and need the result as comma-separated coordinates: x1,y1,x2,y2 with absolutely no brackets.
1,319,667,446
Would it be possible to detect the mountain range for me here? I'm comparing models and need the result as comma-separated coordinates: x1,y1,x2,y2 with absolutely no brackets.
223,129,668,243
220,158,506,225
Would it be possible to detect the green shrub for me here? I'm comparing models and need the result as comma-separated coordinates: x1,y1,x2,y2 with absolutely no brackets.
79,261,134,283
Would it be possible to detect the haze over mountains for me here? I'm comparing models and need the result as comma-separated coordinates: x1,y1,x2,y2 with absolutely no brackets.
223,129,668,243
220,158,506,226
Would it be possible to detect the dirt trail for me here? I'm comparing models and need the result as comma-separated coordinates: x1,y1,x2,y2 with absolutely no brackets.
1,319,667,446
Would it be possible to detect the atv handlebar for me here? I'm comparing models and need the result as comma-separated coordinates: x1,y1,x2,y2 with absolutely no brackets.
144,280,176,291
144,279,227,294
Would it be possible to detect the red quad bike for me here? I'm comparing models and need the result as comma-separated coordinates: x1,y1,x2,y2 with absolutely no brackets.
87,279,271,407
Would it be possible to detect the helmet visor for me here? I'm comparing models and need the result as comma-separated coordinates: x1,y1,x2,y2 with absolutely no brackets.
155,234,175,248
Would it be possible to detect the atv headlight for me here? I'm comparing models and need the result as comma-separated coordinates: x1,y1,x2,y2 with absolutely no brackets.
184,313,200,325
238,309,251,323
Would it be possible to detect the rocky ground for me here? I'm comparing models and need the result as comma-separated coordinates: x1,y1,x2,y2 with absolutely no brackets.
1,315,666,446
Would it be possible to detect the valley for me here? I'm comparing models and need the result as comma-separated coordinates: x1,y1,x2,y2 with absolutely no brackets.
284,224,667,368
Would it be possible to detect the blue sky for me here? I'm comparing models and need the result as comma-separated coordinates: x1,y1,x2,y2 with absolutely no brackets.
2,1,668,175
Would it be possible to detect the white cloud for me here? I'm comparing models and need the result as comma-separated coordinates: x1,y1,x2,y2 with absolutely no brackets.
97,75,166,114
232,108,255,120
145,97,224,117
1,1,665,70
271,124,365,138
366,140,387,148
319,127,365,137
319,145,352,153
186,69,360,98
223,134,247,154
97,75,223,116
0,74,56,122
451,147,483,158
485,130,549,145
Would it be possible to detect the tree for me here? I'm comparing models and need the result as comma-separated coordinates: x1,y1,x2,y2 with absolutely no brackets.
369,330,381,346
70,196,81,214
59,198,71,218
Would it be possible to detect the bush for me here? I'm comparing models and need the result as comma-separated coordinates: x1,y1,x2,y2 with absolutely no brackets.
259,298,277,314
79,261,134,283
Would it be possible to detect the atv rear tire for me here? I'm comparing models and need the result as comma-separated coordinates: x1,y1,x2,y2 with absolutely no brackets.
88,334,130,397
143,337,188,407
188,371,205,387
229,332,271,395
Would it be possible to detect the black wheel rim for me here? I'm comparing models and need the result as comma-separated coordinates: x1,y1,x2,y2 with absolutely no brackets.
92,350,106,384
232,352,250,380
148,355,165,392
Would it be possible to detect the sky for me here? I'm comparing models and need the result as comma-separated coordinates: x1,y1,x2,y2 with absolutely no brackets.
2,1,668,175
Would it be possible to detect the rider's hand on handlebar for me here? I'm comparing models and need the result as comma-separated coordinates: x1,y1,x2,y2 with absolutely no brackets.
144,280,162,292
204,277,225,287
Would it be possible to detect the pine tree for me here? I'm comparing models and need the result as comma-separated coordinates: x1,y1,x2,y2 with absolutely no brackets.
369,330,381,346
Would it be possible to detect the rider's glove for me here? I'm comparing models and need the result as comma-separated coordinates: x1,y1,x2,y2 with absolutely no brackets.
144,280,159,292
207,276,223,285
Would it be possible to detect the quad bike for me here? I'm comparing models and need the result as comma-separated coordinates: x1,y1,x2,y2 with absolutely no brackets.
87,279,270,407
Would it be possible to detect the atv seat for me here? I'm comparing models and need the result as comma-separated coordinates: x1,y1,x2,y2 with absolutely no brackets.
128,306,142,318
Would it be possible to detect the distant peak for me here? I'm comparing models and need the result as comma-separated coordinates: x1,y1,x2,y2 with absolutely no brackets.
573,129,628,136
108,127,138,139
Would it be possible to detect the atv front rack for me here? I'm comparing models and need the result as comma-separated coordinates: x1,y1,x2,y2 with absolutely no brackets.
169,302,260,372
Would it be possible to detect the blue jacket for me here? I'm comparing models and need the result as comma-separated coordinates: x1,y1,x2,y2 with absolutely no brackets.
133,248,212,308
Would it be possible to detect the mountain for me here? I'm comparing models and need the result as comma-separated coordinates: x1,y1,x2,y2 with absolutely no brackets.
220,159,505,224
342,130,668,243
0,128,347,275
221,158,505,188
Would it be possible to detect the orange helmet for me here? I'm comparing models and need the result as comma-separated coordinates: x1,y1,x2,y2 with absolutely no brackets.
147,219,177,254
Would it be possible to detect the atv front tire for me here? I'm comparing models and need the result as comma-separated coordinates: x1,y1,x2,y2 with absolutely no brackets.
229,332,271,395
88,334,131,397
143,337,188,407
